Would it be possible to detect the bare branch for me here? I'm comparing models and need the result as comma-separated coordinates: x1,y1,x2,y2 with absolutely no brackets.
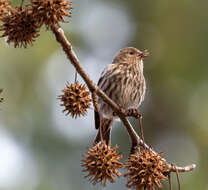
50,24,196,175
50,24,140,147
169,164,196,172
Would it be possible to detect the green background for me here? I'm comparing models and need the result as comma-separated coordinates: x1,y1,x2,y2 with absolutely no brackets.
0,0,207,189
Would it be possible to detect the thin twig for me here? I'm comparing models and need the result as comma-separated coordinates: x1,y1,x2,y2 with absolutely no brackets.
176,170,181,190
50,23,196,175
168,173,172,190
138,116,145,146
20,0,24,7
74,71,78,83
172,164,181,190
168,164,196,172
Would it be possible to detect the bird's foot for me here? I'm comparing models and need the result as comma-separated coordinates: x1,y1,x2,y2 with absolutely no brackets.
125,108,142,119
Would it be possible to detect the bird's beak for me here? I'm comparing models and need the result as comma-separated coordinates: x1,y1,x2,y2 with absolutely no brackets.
139,49,149,59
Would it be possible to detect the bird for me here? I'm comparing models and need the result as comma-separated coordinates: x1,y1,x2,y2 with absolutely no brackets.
94,47,148,145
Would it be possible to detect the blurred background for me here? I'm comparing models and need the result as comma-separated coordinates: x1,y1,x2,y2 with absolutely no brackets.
0,0,207,189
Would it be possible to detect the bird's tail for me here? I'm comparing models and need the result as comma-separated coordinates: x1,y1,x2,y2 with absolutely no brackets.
94,110,113,145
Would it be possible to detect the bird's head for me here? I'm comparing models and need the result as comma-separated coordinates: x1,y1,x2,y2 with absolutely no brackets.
113,47,149,64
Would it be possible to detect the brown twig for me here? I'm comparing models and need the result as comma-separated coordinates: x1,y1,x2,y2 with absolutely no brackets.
50,23,196,175
168,173,172,190
138,116,145,146
20,0,24,8
168,163,196,172
176,169,181,190
74,71,78,83
50,24,139,147
172,164,181,190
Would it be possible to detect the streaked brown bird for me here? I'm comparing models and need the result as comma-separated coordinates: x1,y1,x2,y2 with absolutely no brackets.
94,47,148,144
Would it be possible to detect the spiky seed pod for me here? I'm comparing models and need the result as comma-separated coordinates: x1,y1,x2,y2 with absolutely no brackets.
0,88,3,103
82,142,124,186
0,0,11,20
125,149,169,190
59,81,91,118
0,6,40,48
30,0,72,28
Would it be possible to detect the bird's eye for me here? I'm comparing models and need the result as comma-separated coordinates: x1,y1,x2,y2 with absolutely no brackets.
129,51,134,55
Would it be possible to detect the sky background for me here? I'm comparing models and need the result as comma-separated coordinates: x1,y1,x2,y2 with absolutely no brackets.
0,0,208,189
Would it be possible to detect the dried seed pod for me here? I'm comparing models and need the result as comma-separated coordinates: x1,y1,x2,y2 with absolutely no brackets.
0,6,40,48
82,142,124,186
0,0,11,20
125,149,169,190
30,0,72,28
59,81,91,118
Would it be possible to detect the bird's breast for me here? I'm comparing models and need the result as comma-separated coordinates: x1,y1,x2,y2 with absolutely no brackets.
98,63,146,118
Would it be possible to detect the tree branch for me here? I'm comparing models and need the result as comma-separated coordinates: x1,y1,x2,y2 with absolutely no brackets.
50,24,196,174
50,24,139,147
